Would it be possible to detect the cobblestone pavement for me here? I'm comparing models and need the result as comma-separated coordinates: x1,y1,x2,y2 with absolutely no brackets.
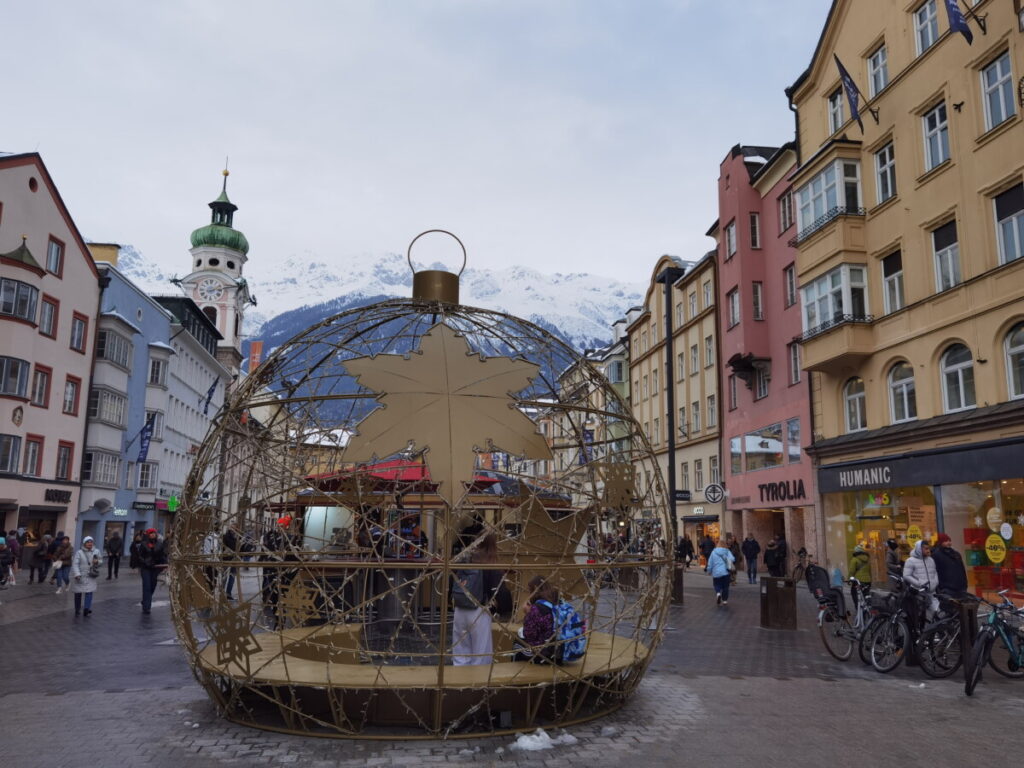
2,568,1022,767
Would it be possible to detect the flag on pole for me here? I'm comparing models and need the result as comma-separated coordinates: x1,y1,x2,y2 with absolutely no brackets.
943,0,973,44
833,54,865,133
137,413,156,463
202,378,218,416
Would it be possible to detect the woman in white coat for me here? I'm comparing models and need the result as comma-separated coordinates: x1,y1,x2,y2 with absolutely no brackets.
71,536,103,616
902,540,939,618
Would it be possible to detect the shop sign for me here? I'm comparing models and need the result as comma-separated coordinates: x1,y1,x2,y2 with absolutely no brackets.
111,508,129,517
673,490,691,502
907,525,923,546
132,502,156,511
703,483,725,504
1000,522,1013,540
692,506,705,515
987,507,1003,532
757,479,806,503
986,534,1007,564
44,489,72,504
836,465,892,490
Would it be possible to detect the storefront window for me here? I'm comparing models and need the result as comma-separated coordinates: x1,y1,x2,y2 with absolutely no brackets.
941,479,1024,601
822,485,937,581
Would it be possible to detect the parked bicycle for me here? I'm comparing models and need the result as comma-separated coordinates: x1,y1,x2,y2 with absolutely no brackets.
868,574,931,673
964,589,1024,696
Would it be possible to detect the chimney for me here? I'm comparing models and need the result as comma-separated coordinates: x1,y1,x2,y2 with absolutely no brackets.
88,243,121,266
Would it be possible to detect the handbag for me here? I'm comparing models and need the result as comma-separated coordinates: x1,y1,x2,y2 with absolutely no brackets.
88,561,101,579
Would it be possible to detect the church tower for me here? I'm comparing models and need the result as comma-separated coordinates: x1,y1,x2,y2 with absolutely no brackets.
180,169,254,376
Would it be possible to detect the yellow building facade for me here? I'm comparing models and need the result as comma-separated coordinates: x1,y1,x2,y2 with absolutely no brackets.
788,0,1024,596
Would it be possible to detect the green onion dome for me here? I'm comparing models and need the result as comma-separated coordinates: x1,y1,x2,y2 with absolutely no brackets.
190,223,249,255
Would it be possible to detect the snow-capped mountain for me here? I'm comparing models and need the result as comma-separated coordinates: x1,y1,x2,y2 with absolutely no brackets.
116,246,645,352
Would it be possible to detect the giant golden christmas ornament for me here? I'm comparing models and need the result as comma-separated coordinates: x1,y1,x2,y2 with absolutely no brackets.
170,231,673,738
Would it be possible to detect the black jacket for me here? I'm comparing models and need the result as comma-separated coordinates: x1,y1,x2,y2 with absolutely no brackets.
741,538,761,561
932,546,968,593
136,540,167,570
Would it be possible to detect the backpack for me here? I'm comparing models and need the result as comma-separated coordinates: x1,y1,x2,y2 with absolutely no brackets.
537,599,587,663
452,569,484,609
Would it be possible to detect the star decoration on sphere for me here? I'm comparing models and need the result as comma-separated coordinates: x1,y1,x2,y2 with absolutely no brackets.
278,580,319,627
596,462,637,510
208,601,260,675
344,323,552,506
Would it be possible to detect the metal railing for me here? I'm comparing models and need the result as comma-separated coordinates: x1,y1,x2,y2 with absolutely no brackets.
799,313,874,342
788,206,866,247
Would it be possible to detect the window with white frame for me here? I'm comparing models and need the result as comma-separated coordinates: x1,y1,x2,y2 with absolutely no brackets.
707,395,716,428
690,344,699,375
882,251,905,313
1007,323,1024,399
650,323,657,345
0,356,30,398
845,377,867,432
868,44,888,97
752,282,764,320
982,52,1015,131
875,143,897,204
56,443,72,480
914,1,938,55
39,297,57,337
97,330,132,369
691,400,701,432
652,368,659,394
149,358,167,386
932,221,961,292
796,160,862,237
828,89,844,133
688,292,697,318
653,417,660,445
801,264,868,332
754,369,769,400
679,406,687,435
62,379,79,414
70,315,87,352
87,389,127,427
23,437,42,476
725,220,737,258
83,451,120,485
784,264,797,307
145,410,165,440
680,461,689,490
138,461,159,490
889,362,918,423
675,303,683,328
709,455,720,485
607,360,625,383
789,343,801,384
0,434,21,473
677,353,686,380
703,281,713,308
642,375,648,400
923,102,949,171
779,189,795,232
31,367,50,407
694,459,704,491
728,374,738,410
0,278,38,323
994,183,1024,264
46,238,63,275
704,335,714,367
727,288,740,328
749,213,761,249
941,344,976,412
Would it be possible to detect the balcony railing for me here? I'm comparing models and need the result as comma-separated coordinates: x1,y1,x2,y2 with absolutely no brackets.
798,313,874,342
788,205,866,247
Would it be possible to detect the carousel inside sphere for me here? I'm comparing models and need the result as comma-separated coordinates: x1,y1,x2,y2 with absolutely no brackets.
170,233,674,738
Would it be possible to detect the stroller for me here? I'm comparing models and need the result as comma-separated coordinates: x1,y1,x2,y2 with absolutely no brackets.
805,562,846,617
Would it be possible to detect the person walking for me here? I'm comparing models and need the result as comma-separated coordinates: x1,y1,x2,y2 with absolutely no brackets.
699,535,715,572
136,528,167,614
47,531,64,584
52,536,74,594
71,536,102,616
451,533,498,665
741,534,761,584
932,533,969,599
31,534,53,584
0,537,16,590
105,531,123,580
708,539,736,606
128,531,143,572
677,536,695,569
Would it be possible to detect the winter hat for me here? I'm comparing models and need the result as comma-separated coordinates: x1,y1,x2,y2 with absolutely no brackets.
277,515,293,527
145,528,158,535
83,536,94,545
936,533,952,545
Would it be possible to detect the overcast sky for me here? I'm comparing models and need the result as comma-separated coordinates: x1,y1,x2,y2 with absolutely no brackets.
4,1,830,283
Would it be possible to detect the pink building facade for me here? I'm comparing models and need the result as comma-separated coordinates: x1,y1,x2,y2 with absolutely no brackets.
716,143,819,570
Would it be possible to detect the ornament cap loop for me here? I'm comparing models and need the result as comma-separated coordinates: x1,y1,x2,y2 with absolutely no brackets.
407,230,466,303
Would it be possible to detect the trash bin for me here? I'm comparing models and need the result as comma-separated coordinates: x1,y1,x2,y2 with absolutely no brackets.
760,576,797,630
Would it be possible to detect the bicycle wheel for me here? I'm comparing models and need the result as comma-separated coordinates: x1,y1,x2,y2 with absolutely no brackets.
858,615,886,666
965,630,994,696
870,617,909,673
819,608,855,661
987,632,1024,679
918,621,962,679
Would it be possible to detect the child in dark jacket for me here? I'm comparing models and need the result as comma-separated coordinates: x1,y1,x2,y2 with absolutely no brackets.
514,575,559,663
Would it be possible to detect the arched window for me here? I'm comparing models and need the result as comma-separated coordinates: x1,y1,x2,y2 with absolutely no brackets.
941,344,976,412
1007,323,1024,399
203,306,217,327
844,377,867,432
889,362,917,423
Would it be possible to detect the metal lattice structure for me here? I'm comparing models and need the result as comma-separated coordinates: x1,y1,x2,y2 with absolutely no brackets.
170,297,673,738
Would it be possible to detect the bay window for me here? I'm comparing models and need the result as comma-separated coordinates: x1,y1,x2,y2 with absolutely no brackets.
795,160,862,241
800,264,868,334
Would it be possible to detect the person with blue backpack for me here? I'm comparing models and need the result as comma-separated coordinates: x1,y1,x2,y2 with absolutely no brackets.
708,539,736,606
514,575,587,664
